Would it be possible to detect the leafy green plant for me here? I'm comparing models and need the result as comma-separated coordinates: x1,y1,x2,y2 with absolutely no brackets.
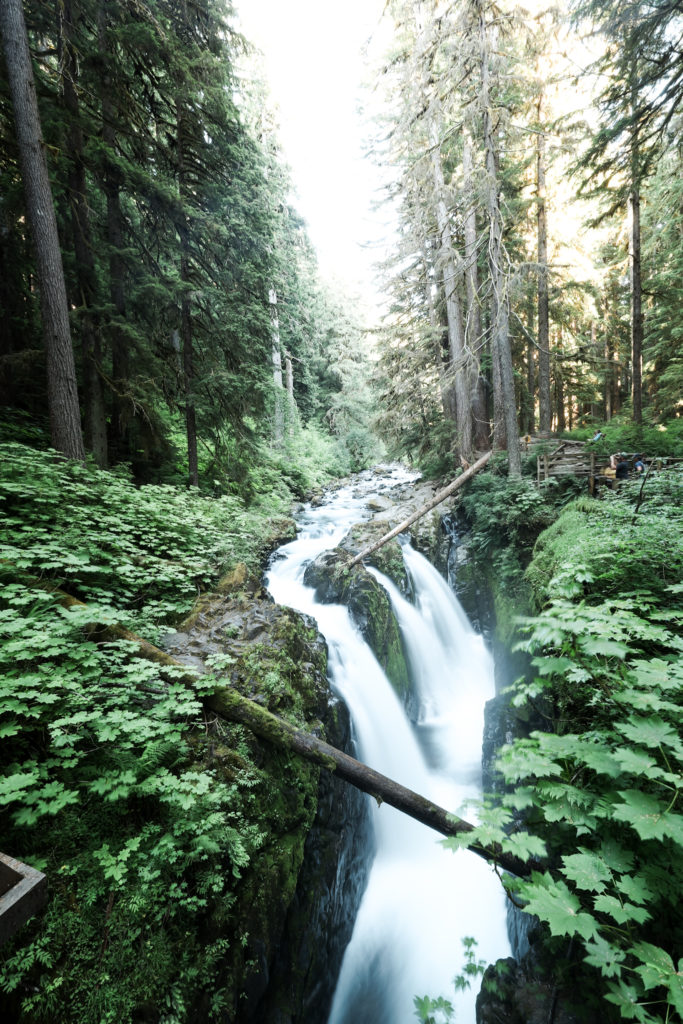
413,938,487,1023
446,488,683,1023
0,444,320,1022
0,442,284,632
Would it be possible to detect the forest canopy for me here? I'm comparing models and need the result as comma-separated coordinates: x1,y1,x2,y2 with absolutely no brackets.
0,0,380,489
368,0,683,473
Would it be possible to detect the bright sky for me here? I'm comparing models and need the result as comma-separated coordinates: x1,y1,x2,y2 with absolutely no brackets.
233,0,391,308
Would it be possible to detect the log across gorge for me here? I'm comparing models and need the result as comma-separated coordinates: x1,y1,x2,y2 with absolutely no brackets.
265,466,510,1024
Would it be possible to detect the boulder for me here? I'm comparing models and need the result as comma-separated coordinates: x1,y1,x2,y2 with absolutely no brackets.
476,949,591,1024
304,551,412,701
164,578,369,1024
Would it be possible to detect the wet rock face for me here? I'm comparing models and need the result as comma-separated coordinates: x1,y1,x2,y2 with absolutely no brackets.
164,577,370,1024
254,699,373,1024
476,955,585,1024
338,523,410,594
303,551,412,702
443,515,495,636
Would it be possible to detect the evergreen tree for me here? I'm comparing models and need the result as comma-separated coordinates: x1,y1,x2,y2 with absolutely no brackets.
0,0,85,461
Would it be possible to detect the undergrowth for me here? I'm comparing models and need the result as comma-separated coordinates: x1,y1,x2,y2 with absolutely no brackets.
0,443,318,1022
448,471,683,1022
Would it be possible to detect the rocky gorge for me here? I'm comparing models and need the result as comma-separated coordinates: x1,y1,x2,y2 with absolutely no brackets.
162,466,555,1022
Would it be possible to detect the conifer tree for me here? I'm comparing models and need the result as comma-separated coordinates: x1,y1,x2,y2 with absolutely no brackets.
0,0,85,461
59,0,108,466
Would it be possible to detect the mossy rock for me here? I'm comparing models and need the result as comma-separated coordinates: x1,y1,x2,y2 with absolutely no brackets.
337,523,410,593
183,605,332,1022
304,550,412,701
476,954,587,1024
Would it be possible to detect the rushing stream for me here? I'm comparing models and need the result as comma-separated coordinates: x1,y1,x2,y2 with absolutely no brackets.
265,469,510,1023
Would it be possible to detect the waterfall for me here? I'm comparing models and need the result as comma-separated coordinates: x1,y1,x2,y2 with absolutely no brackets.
266,470,510,1024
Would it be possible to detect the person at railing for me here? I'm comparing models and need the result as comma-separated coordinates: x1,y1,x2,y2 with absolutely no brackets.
616,455,630,480
604,453,618,479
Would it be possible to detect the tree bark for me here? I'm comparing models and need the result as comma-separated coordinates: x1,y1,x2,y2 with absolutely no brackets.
605,333,613,421
285,350,296,438
176,96,199,487
526,288,536,434
348,449,493,568
270,288,284,447
0,0,85,462
463,134,490,450
430,128,473,459
629,188,643,424
476,1,521,475
628,44,643,425
180,243,199,487
422,239,453,424
60,0,108,467
97,0,129,454
537,99,551,437
555,331,566,432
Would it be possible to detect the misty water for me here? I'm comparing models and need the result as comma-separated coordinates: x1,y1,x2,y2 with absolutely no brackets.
266,469,509,1023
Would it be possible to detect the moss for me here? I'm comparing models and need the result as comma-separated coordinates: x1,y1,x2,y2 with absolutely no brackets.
304,550,412,701
524,489,683,609
174,602,331,1022
339,523,410,592
345,571,412,699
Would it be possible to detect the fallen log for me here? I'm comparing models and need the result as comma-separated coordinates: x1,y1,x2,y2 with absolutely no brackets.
206,687,531,878
348,450,493,568
18,573,531,877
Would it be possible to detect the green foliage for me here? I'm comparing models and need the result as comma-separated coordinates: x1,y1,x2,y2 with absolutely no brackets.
413,993,454,1024
568,420,683,460
0,442,282,631
0,444,317,1022
1,0,380,487
461,475,557,568
526,478,683,610
413,938,487,1023
453,482,683,1023
457,474,557,640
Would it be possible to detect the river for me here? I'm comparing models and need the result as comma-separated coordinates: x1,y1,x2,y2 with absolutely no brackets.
265,468,510,1023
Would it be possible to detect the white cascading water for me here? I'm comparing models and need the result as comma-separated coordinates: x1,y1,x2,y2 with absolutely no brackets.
266,470,510,1024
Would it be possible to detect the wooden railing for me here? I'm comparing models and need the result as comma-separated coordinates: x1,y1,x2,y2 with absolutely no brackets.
536,444,682,490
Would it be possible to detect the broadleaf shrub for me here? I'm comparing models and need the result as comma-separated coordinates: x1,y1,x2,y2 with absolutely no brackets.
448,469,683,1023
0,443,313,1021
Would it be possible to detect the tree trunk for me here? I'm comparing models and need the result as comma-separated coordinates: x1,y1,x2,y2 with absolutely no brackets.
490,298,505,450
285,351,297,438
175,91,199,487
605,333,613,421
522,286,535,434
463,134,490,450
431,135,473,460
476,1,521,475
0,0,85,461
422,239,453,424
270,288,284,447
555,332,566,432
97,0,129,455
537,98,551,437
180,244,198,487
412,0,473,457
629,50,643,425
629,185,643,424
60,0,107,467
